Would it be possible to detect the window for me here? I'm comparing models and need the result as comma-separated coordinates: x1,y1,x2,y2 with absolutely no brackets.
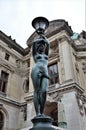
5,53,10,61
0,71,9,93
48,63,59,85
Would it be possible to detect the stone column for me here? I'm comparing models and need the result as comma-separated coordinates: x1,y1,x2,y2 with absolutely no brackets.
59,37,74,81
62,91,85,130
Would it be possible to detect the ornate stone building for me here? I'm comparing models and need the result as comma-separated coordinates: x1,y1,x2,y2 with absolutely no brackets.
0,19,86,130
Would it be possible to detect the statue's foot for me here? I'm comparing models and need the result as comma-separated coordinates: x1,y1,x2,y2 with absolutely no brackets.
37,113,41,116
36,113,45,118
40,114,45,117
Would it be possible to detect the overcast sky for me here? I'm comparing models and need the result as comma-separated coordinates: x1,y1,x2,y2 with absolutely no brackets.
0,0,85,48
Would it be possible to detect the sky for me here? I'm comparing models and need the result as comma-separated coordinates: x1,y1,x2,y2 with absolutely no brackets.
0,0,85,48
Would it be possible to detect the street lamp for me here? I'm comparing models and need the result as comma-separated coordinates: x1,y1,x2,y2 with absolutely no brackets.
30,17,57,130
32,16,49,35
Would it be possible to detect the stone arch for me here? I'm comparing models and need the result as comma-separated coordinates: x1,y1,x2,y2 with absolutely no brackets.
0,111,4,130
0,105,9,130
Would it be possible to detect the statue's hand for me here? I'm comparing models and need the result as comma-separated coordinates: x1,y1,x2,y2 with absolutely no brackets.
45,74,50,79
39,35,49,45
38,71,50,79
38,71,43,77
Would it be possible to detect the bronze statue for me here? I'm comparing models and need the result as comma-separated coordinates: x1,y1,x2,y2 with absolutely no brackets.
30,17,57,130
31,35,50,116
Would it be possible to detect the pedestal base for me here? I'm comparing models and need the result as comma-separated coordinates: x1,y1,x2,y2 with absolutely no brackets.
29,115,57,130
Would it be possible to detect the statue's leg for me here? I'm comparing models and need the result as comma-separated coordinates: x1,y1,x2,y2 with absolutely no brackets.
40,91,47,114
31,68,41,115
33,91,40,115
40,78,48,114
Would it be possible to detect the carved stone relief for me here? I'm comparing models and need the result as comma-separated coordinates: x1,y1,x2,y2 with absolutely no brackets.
48,92,63,103
76,93,86,116
82,60,86,72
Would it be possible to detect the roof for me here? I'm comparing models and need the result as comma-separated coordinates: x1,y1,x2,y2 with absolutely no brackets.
0,31,29,56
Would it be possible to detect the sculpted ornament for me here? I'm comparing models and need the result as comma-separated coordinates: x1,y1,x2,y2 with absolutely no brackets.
76,93,86,115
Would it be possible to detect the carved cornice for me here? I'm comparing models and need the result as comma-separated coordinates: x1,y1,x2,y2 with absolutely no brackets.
73,53,86,60
57,35,70,43
24,80,85,103
47,81,86,108
0,92,27,107
24,92,33,102
0,94,21,107
49,56,59,63
71,42,86,52
48,80,84,96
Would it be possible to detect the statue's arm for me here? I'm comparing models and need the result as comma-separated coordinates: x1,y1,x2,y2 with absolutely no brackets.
32,41,36,57
45,40,50,56
32,38,46,56
32,36,50,56
32,39,42,57
43,38,50,56
40,35,50,56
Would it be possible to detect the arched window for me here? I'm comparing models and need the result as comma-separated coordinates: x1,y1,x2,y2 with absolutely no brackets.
0,111,4,130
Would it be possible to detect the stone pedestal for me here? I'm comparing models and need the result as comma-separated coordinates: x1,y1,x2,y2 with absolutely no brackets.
29,115,57,130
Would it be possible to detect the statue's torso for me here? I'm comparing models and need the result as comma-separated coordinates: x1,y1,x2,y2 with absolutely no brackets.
32,54,48,76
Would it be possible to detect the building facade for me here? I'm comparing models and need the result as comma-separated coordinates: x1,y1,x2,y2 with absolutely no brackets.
0,19,86,130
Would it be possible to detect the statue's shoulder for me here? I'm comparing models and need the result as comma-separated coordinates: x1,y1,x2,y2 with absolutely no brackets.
33,37,43,43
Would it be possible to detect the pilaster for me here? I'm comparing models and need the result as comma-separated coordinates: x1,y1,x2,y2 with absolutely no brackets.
59,36,74,82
